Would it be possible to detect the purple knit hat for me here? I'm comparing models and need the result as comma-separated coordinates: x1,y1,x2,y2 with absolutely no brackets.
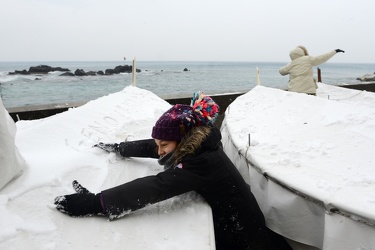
151,91,219,141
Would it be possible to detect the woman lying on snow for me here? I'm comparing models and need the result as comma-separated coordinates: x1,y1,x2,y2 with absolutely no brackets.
54,92,291,250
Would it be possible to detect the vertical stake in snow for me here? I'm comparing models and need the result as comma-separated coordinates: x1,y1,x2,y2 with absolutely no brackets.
317,67,322,83
248,133,251,146
132,57,136,86
256,67,261,85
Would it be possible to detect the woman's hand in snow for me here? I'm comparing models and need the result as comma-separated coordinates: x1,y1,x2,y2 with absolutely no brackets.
93,142,119,153
54,180,105,217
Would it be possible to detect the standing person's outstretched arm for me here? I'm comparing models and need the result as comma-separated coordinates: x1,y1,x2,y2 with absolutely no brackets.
310,49,344,66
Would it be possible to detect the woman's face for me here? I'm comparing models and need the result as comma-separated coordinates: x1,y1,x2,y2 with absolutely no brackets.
154,139,177,156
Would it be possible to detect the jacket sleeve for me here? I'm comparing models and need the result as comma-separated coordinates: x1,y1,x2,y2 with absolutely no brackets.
279,63,291,76
101,163,208,220
310,50,336,66
117,139,159,159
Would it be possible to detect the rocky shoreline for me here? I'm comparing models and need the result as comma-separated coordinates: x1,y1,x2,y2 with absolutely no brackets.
8,64,141,76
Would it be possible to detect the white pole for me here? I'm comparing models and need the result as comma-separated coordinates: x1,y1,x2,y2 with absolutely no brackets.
132,57,136,86
256,67,261,85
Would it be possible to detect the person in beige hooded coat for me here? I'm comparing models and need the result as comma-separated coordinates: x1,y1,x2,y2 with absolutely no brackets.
279,46,344,94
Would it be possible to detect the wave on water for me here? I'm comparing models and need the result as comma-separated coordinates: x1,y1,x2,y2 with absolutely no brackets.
0,74,36,83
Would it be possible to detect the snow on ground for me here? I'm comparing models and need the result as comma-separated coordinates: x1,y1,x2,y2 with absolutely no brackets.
0,86,215,250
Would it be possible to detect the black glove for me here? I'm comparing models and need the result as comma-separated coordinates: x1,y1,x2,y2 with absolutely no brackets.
93,142,119,153
335,49,345,53
54,180,105,217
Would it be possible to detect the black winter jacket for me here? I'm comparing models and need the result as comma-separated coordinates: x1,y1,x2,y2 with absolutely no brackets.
101,127,289,250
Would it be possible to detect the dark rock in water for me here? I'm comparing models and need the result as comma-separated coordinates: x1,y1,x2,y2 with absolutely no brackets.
105,69,115,75
114,65,132,73
7,64,141,77
9,70,29,75
74,69,87,76
8,65,69,75
183,68,189,71
112,65,142,73
60,72,75,76
35,78,42,80
357,73,375,82
28,65,70,74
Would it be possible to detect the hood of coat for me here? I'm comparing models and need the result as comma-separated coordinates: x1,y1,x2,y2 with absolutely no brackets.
289,47,306,60
172,126,221,164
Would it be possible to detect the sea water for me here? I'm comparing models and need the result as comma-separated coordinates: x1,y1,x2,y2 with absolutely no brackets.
0,61,374,108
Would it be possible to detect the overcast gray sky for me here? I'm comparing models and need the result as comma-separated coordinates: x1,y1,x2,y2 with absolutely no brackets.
1,0,374,63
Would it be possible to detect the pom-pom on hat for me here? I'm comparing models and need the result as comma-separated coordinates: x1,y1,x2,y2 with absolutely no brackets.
152,91,219,141
191,91,219,126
